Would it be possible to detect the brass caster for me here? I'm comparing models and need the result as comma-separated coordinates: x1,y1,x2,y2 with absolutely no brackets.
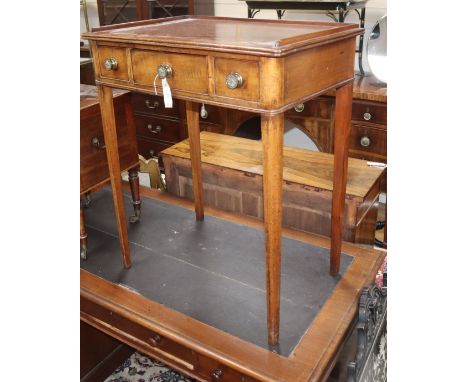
80,244,87,260
129,210,141,224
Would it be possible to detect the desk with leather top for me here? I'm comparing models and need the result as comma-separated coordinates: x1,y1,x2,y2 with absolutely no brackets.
82,15,362,347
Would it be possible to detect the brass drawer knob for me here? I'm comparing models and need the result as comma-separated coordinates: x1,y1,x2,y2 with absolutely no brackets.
145,99,159,109
363,112,372,121
226,72,243,89
147,124,162,134
157,64,173,79
148,334,161,347
91,136,106,149
294,103,305,113
360,135,371,147
211,369,223,381
200,104,208,119
103,57,118,71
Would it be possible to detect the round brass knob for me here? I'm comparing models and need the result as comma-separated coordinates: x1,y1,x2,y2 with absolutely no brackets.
294,103,305,113
148,334,161,347
157,64,173,79
200,104,208,119
103,57,118,71
225,72,243,89
91,136,106,149
147,124,162,134
363,112,372,121
211,369,223,381
360,135,371,147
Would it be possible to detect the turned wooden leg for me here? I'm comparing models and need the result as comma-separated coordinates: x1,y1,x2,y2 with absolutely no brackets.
97,84,131,269
330,82,353,275
80,206,87,260
128,166,141,223
261,113,284,346
186,101,204,221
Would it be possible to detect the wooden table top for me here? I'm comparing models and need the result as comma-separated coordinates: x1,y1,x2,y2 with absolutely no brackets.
162,132,385,198
83,16,362,56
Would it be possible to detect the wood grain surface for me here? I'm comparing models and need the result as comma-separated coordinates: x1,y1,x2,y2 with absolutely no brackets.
160,132,384,198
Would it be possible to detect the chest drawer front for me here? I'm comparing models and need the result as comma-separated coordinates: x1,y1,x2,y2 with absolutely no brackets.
138,138,173,160
131,93,180,118
97,46,129,82
135,115,181,143
286,97,334,119
349,124,387,161
131,50,209,94
352,101,387,126
214,58,259,102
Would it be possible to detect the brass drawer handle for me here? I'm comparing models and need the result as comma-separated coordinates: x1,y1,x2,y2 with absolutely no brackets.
294,103,305,113
103,57,118,71
148,334,161,347
211,369,223,381
363,112,372,121
360,135,371,147
226,72,243,89
147,124,162,134
145,99,159,109
157,64,173,79
200,104,208,119
91,136,106,149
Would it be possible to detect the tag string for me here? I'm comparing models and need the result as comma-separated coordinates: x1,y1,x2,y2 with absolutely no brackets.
153,73,159,95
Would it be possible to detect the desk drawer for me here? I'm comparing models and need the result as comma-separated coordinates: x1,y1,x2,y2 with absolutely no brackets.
352,101,386,126
214,58,259,101
349,124,387,161
135,115,181,143
131,93,180,118
131,50,209,94
96,46,129,82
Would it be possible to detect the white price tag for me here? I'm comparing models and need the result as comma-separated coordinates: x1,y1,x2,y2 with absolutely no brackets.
162,78,173,108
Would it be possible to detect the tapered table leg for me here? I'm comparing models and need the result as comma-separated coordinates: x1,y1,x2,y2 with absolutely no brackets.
330,82,353,275
186,101,204,221
261,113,284,346
80,206,87,260
97,84,131,269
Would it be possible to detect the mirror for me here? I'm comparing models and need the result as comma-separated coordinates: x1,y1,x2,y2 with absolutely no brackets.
367,15,387,84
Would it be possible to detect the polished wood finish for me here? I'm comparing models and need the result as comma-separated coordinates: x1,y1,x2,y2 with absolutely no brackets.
261,114,284,345
330,82,353,275
161,132,384,244
186,101,204,221
83,15,362,346
97,84,132,268
81,186,385,382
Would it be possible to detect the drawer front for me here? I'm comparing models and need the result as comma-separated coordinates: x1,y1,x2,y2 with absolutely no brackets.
97,46,129,82
352,101,387,126
131,50,209,94
286,97,334,119
137,138,173,160
349,124,387,162
214,58,259,101
131,93,180,118
135,115,181,143
80,108,137,193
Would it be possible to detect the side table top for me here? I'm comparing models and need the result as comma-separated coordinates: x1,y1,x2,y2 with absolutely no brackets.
82,15,362,56
80,84,128,110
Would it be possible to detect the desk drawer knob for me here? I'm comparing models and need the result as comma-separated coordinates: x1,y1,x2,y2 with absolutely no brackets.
294,103,305,113
360,135,371,147
363,112,372,121
226,72,243,89
145,99,159,109
103,57,118,71
211,369,223,381
157,64,173,79
148,334,161,346
147,124,162,134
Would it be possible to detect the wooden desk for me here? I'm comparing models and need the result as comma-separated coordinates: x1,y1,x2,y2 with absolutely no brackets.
83,15,362,345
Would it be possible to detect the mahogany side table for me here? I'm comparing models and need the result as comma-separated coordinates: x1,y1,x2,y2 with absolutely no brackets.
82,16,363,345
